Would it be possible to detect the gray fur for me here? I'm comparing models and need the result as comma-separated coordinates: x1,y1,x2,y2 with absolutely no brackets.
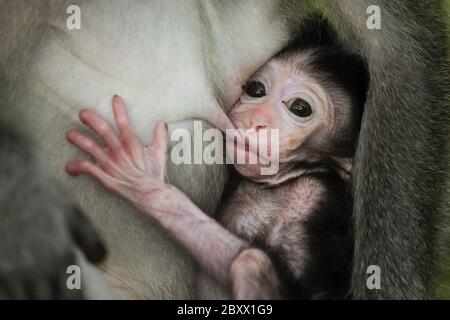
0,0,448,299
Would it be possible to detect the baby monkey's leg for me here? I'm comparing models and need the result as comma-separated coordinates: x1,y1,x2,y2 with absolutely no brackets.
230,249,282,299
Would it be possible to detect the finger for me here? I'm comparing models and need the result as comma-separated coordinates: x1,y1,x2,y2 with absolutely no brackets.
152,121,169,166
66,159,109,183
112,95,141,145
112,95,146,169
66,160,123,197
112,95,132,135
79,108,121,151
68,207,107,264
67,130,110,165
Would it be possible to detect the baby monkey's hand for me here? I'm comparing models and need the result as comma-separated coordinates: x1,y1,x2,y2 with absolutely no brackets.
66,95,170,211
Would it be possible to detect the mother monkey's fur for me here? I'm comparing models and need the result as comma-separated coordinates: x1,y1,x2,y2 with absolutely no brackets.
0,0,449,299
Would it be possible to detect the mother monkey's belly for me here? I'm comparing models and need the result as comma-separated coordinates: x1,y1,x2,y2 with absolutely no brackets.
5,0,289,299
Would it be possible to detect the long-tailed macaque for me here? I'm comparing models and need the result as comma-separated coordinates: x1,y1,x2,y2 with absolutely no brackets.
0,1,448,299
66,37,368,299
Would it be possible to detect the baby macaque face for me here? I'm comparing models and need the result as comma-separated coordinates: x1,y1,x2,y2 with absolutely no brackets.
229,54,353,179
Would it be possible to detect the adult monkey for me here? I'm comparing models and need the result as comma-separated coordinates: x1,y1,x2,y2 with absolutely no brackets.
0,0,448,299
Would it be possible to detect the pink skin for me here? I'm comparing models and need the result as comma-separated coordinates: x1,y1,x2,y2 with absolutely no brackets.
66,96,169,210
228,59,335,180
66,95,250,286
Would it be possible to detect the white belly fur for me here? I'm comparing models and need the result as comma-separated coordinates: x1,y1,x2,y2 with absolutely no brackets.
7,1,224,299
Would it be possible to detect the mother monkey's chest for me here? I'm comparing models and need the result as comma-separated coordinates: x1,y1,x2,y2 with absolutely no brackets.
23,1,290,143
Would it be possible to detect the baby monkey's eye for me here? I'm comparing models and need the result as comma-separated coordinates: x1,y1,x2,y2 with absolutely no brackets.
242,81,266,98
285,98,313,118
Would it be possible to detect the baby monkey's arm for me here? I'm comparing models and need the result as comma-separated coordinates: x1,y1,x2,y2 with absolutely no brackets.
66,96,281,299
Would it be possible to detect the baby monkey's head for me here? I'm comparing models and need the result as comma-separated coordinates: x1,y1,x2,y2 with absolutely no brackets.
229,46,369,179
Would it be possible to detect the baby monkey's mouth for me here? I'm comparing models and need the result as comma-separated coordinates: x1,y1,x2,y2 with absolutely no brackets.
244,140,250,153
225,124,278,174
232,136,257,156
232,138,272,167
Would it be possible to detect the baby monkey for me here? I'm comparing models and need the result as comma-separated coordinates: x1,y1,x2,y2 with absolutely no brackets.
66,41,368,299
